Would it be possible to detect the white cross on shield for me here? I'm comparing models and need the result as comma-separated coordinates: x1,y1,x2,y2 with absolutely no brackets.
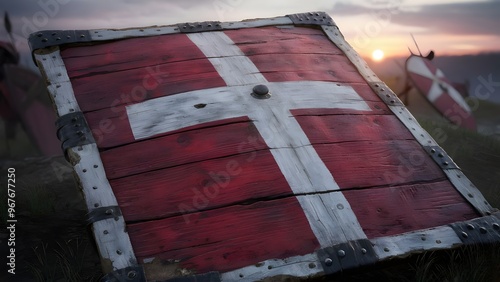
126,31,369,247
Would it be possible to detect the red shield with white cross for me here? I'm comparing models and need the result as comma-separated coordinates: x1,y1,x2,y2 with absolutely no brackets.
42,19,488,279
406,55,476,131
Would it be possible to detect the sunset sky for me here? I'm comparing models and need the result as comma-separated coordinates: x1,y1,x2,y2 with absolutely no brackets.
1,0,499,66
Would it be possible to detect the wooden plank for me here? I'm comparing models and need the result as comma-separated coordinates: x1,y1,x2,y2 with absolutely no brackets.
69,58,225,112
344,180,479,238
111,150,293,222
225,26,344,56
127,197,320,273
61,34,206,78
100,120,265,179
295,114,414,144
316,140,445,189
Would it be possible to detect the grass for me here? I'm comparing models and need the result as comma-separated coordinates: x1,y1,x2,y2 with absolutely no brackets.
19,182,57,217
27,239,101,282
410,244,500,282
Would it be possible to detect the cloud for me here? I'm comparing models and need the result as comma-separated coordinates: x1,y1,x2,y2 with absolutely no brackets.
392,0,500,36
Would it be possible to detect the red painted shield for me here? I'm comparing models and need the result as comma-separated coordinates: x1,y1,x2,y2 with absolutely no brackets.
406,55,476,131
29,13,496,280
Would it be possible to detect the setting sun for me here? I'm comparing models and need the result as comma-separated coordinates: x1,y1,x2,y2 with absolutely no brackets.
372,49,385,62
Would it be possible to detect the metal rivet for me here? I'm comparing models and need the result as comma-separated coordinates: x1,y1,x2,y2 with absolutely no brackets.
116,250,122,255
374,84,379,87
103,230,108,234
438,153,444,158
37,33,43,37
361,248,367,254
324,258,333,266
308,262,316,269
466,224,475,230
80,136,87,141
267,265,273,270
56,37,61,41
83,169,87,173
105,209,114,215
252,84,271,99
80,34,85,38
337,250,346,257
383,247,390,252
390,100,395,104
461,231,468,238
127,271,137,279
421,236,426,241
492,223,499,230
42,38,48,42
94,203,99,207
66,35,71,39
442,161,449,166
436,240,441,244
93,186,98,190
479,227,487,234
336,204,344,210
94,165,98,168
468,193,473,198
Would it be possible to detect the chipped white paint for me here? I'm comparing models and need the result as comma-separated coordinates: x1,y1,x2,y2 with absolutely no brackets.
127,31,368,246
34,49,137,272
221,253,321,281
71,144,137,270
371,225,463,260
34,50,81,116
407,56,471,112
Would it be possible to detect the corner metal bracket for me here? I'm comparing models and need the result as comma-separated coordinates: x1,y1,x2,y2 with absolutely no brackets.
177,22,223,33
424,145,459,169
316,239,378,275
450,212,500,245
164,271,221,282
288,12,335,26
29,30,92,51
101,266,146,282
88,206,123,224
56,111,95,160
368,82,404,106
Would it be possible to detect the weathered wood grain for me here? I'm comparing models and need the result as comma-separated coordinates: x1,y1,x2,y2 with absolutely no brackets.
100,119,265,179
111,150,292,222
316,140,445,189
128,197,319,273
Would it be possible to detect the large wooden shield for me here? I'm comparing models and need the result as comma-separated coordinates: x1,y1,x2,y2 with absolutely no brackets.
406,55,477,131
29,12,498,281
